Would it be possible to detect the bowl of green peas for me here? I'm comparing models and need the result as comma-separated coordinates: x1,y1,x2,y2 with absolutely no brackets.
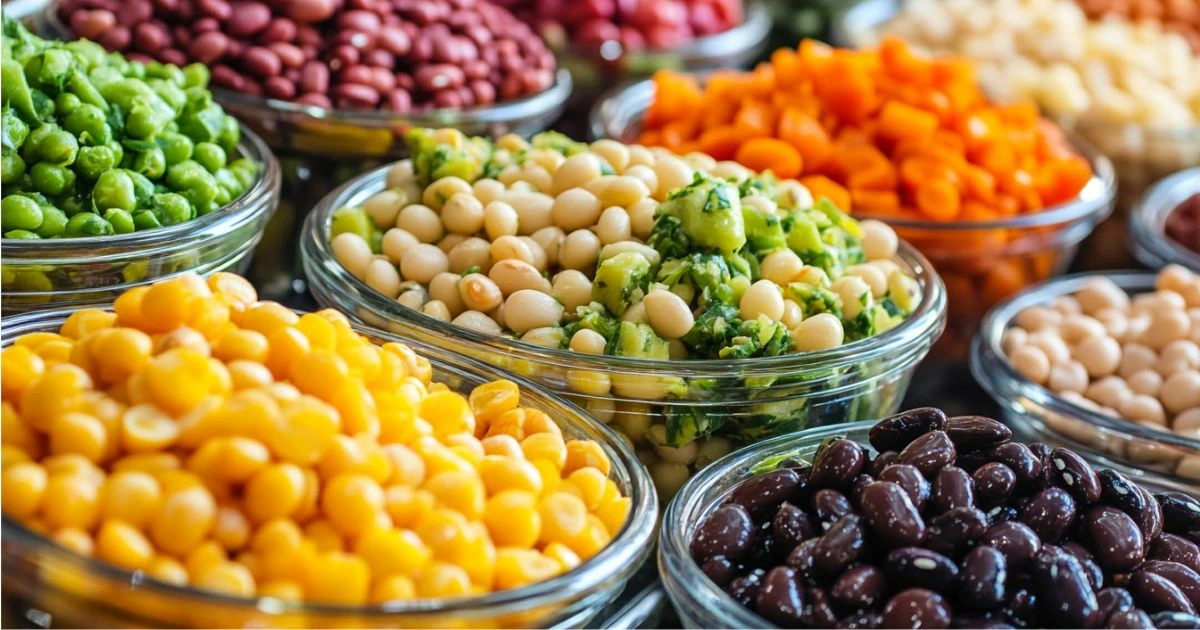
0,19,281,314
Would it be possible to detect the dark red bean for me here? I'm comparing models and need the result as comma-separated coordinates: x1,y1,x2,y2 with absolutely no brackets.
189,31,229,64
370,67,397,93
810,439,866,490
468,80,495,106
860,481,925,548
192,16,220,32
1151,611,1200,628
879,464,930,512
262,17,299,43
242,46,282,77
71,9,117,39
197,0,232,20
850,474,874,509
812,489,853,531
755,566,805,627
1110,608,1157,628
802,587,839,628
882,588,951,629
364,49,395,69
1032,547,1102,627
974,463,1017,506
133,22,169,54
263,76,296,100
378,25,412,55
116,0,153,25
1138,486,1166,541
1140,560,1200,609
227,2,271,37
1083,506,1146,572
287,0,336,22
772,502,815,550
727,469,801,518
158,48,187,66
925,506,987,558
700,556,737,588
727,569,765,608
1098,587,1136,623
869,451,898,478
831,564,886,609
987,442,1043,485
295,92,332,108
786,537,819,581
898,431,956,477
932,466,974,514
383,88,412,112
209,64,246,91
1062,541,1105,591
690,503,754,563
985,521,1042,570
885,547,959,592
836,611,883,628
338,9,381,31
1132,568,1196,613
414,64,466,92
331,44,361,67
960,545,1008,611
1020,487,1077,543
870,409,948,453
1002,587,1039,627
1047,448,1102,504
97,25,132,51
299,62,330,95
1159,494,1200,535
946,416,1012,451
267,43,305,68
1151,534,1200,573
339,64,375,86
812,514,866,575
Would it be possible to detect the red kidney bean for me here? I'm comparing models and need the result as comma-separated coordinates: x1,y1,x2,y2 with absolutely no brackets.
868,450,899,478
931,466,974,514
332,82,379,105
1002,587,1039,627
879,464,930,512
1140,560,1200,609
946,416,1012,451
812,514,865,575
860,481,926,548
158,48,188,66
188,31,228,64
295,92,332,108
974,463,1017,506
1021,487,1077,543
370,67,396,93
886,547,960,592
1061,541,1105,591
985,521,1041,570
262,76,294,100
883,588,952,629
831,564,886,609
71,9,117,39
263,18,300,43
376,26,412,55
1151,610,1200,628
287,0,336,22
1160,494,1200,535
1151,534,1200,573
785,537,819,580
802,587,839,628
849,474,874,509
192,17,219,32
383,88,412,112
959,546,1008,611
414,64,466,93
227,2,271,37
925,506,987,558
690,503,754,563
338,9,381,31
700,556,737,588
898,431,956,477
97,26,132,51
1083,506,1146,572
117,0,153,25
1032,547,1102,627
363,49,394,69
727,469,801,519
812,489,853,531
126,52,155,64
1048,448,1102,504
197,0,231,20
133,21,169,53
771,503,815,550
338,64,374,86
1132,568,1197,614
1138,485,1166,541
209,64,245,91
395,72,414,91
267,43,305,68
1098,587,1136,622
299,61,330,94
755,567,805,627
331,44,360,67
810,439,866,490
469,80,495,106
987,442,1043,486
1111,608,1158,628
242,46,282,77
836,611,883,628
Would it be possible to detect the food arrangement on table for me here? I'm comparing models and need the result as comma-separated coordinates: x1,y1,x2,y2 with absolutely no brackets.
3,0,1200,627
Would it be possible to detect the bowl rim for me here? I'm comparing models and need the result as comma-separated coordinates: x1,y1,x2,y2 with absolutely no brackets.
1129,167,1200,271
0,123,281,257
970,269,1200,453
300,162,948,376
0,305,658,620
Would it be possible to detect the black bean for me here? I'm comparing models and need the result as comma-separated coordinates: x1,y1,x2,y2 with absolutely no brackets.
837,611,883,628
869,451,899,478
932,466,975,514
1001,587,1039,628
960,545,1008,611
755,566,806,626
946,415,1012,450
728,568,765,607
810,439,866,490
1131,568,1196,613
985,521,1042,570
1151,611,1200,628
746,525,782,570
1107,608,1157,628
879,464,931,513
986,505,1021,527
974,463,1018,506
802,586,839,627
1099,469,1146,513
1151,534,1200,573
926,506,988,558
700,556,738,588
1138,560,1200,609
1031,546,1102,627
831,564,886,609
850,474,874,508
813,489,853,532
1159,494,1200,535
1097,587,1136,624
1028,442,1053,462
987,442,1043,486
1136,485,1166,541
812,514,866,575
786,537,819,582
898,431,957,477
1048,448,1102,504
691,503,755,562
882,588,952,629
885,547,960,592
869,407,948,452
1083,505,1146,572
728,468,802,517
772,503,816,550
1061,541,1105,592
1020,487,1077,543
860,481,926,548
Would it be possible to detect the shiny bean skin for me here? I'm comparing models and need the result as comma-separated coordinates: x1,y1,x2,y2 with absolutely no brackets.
813,490,853,531
869,407,949,452
985,522,1042,569
1100,469,1151,521
860,481,926,548
1020,487,1077,543
1031,548,1102,628
1048,448,1102,504
1097,587,1136,623
837,611,884,628
831,564,887,609
728,469,801,517
898,431,957,477
772,503,816,550
1151,534,1200,573
701,556,738,588
1061,541,1105,591
882,588,952,629
951,615,1016,628
974,463,1018,506
1084,506,1146,572
932,466,975,514
1132,569,1197,614
879,464,931,513
1139,560,1200,609
812,514,866,575
1137,485,1166,541
1109,608,1158,628
851,474,875,509
1150,611,1200,628
946,416,1013,451
802,587,839,628
691,504,754,562
728,569,766,607
869,451,899,478
810,439,866,490
1159,494,1200,535
959,546,1008,611
1001,587,1039,628
755,566,806,627
925,506,988,559
786,537,819,581
885,547,960,592
987,443,1043,485
986,505,1021,527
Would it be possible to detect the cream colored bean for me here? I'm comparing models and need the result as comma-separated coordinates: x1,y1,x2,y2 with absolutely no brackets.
364,189,406,228
1049,360,1089,394
1073,335,1121,378
1014,306,1063,331
1011,345,1051,384
1140,309,1191,349
859,220,899,261
399,243,449,284
396,284,426,310
1134,291,1187,316
1076,278,1130,314
1162,370,1200,415
796,265,831,288
395,204,445,244
591,140,630,172
488,259,551,295
552,153,603,195
472,178,505,207
551,188,603,232
385,159,414,189
740,280,786,322
521,326,564,348
364,258,402,298
1121,394,1167,425
695,437,733,469
761,249,804,287
595,207,632,245
648,460,691,497
531,226,565,267
1053,296,1082,316
421,176,472,211
1061,314,1106,343
682,151,717,172
332,232,372,280
832,276,872,319
781,300,803,330
1093,308,1130,341
440,193,485,235
741,195,778,217
527,148,564,174
452,310,502,335
447,237,492,274
655,440,698,466
1027,331,1071,366
559,229,602,272
652,156,693,200
847,264,888,299
551,270,592,314
671,282,695,305
792,313,844,352
583,175,616,199
1086,376,1131,410
483,201,519,240
623,165,659,198
1159,264,1197,293
497,164,522,188
501,190,555,235
569,329,607,355
1002,327,1029,355
628,198,657,240
625,145,656,169
1119,343,1158,378
519,237,547,271
621,301,648,324
777,180,814,210
643,290,695,339
489,303,506,329
438,234,467,254
711,161,750,181
504,290,565,334
490,235,535,266
600,241,660,267
1176,408,1200,433
1161,340,1200,373
458,273,504,312
597,176,651,208
1129,369,1164,398
422,300,451,322
428,272,465,317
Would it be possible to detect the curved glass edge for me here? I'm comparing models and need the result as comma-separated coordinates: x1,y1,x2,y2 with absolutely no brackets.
0,308,658,623
1130,167,1200,271
298,162,948,379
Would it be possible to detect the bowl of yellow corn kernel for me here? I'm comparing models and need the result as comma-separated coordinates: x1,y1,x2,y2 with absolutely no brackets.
0,272,656,628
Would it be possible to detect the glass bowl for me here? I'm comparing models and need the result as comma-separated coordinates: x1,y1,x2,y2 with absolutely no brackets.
0,306,657,629
659,418,1200,629
0,125,281,316
299,163,947,502
971,271,1200,489
1131,167,1200,271
589,76,1116,363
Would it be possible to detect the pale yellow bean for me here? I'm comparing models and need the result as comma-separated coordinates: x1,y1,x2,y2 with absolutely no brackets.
422,299,451,322
504,290,565,334
428,272,465,317
531,226,565,267
483,201,520,240
597,176,651,208
741,195,778,216
652,155,693,200
364,258,402,298
591,140,630,172
792,313,844,352
644,289,695,339
1010,345,1051,384
711,161,750,181
832,276,872,319
526,148,564,174
552,270,593,314
364,189,406,228
395,204,445,244
740,280,785,322
623,165,658,197
552,153,603,195
441,193,485,235
399,243,449,284
889,270,921,312
421,176,472,211
332,232,372,280
1074,335,1121,378
396,284,426,310
559,229,601,272
628,198,657,240
761,250,804,287
1162,371,1200,415
490,235,535,265
472,178,505,207
495,133,528,153
453,310,502,335
847,264,888,299
519,237,548,272
500,190,555,235
595,207,632,245
600,241,660,266
781,300,803,329
446,237,492,274
625,145,656,169
859,220,899,261
551,188,603,232
521,326,564,348
438,233,466,254
1014,306,1062,332
385,159,414,189
569,329,607,354
488,259,551,295
459,273,503,313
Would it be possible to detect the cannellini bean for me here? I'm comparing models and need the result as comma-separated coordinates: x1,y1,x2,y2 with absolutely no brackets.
847,264,888,299
530,226,565,267
483,201,519,240
421,176,471,211
396,284,427,310
422,300,451,322
570,329,607,354
1119,343,1158,378
628,198,658,240
1073,335,1121,377
792,313,844,352
521,326,564,348
440,193,485,235
446,237,492,275
452,310,502,334
1061,314,1106,343
1176,408,1200,433
1027,330,1071,366
1085,376,1131,410
385,159,414,189
622,165,659,199
331,232,372,280
591,139,630,172
471,178,505,207
1140,309,1191,349
1076,278,1130,314
597,176,651,208
552,153,604,195
860,220,899,261
428,272,464,317
1053,296,1082,316
504,290,565,334
396,204,445,244
399,243,449,284
559,229,601,272
644,290,695,339
761,250,805,287
488,259,551,295
781,300,803,329
600,241,660,267
1014,306,1062,331
551,270,593,314
1002,327,1029,355
652,156,693,200
621,301,648,324
364,189,406,228
1049,360,1089,394
438,234,467,254
551,188,603,232
832,276,872,319
626,145,656,169
500,190,555,235
740,280,785,322
459,273,503,312
491,235,535,266
519,237,548,272
1128,369,1164,398
1121,394,1167,425
1010,345,1051,384
595,207,632,245
365,259,402,299
1162,371,1200,415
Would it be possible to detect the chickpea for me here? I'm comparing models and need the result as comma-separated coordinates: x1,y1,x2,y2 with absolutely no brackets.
364,259,403,299
1014,306,1063,331
552,153,604,195
1010,345,1051,384
364,189,406,228
452,310,502,335
483,201,519,240
428,272,465,317
551,188,603,233
1049,360,1089,394
628,198,657,240
471,178,505,207
643,290,695,340
395,205,445,244
652,156,693,200
1176,408,1200,433
530,227,565,267
1073,335,1121,378
559,230,602,272
1076,278,1129,314
491,235,535,266
622,165,658,198
551,270,593,314
331,233,372,280
595,207,632,245
761,250,804,287
421,176,472,211
832,276,872,319
1129,369,1164,398
740,280,785,322
1160,340,1200,374
1027,330,1070,366
1162,371,1200,415
399,244,449,285
591,140,630,172
792,313,844,352
1094,307,1130,341
458,274,503,313
500,191,555,235
440,194,485,236
859,220,899,261
488,259,551,296
504,290,565,334
446,237,492,275
569,329,607,355
1119,343,1158,378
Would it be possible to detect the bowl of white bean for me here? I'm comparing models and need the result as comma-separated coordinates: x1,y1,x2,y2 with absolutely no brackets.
972,266,1200,488
300,127,948,501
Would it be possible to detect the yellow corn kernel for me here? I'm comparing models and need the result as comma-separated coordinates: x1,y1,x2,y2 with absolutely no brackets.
304,519,345,552
258,538,318,585
468,380,521,425
543,542,581,572
113,285,150,329
494,548,562,590
2,461,47,518
381,444,425,488
2,444,32,468
316,434,367,481
424,470,485,520
258,580,303,601
250,518,303,555
520,409,562,439
374,391,419,444
187,299,232,341
290,351,349,402
212,328,270,363
296,313,337,351
208,272,258,309
51,526,94,556
382,343,431,387
194,561,256,598
265,327,311,379
414,508,474,561
532,459,563,496
154,469,204,495
95,519,155,570
566,467,609,510
139,279,196,333
43,453,104,485
112,452,180,476
90,328,153,385
235,551,262,581
121,404,180,453
384,486,435,529
227,360,273,390
456,527,496,588
339,342,382,384
231,302,298,336
36,339,74,365
244,463,306,524
212,505,251,551
99,470,162,528
184,540,228,578
486,408,527,441
146,555,189,586
411,437,473,478
538,492,587,546
414,562,471,599
354,527,432,579
564,514,611,560
154,326,211,356
42,473,101,530
2,401,43,459
205,437,271,484
60,309,117,340
150,486,217,556
330,381,380,438
594,496,632,536
322,473,385,538
483,490,540,549
267,396,339,466
1,345,45,400
520,432,567,470
480,434,523,460
20,363,91,431
47,412,107,463
564,440,611,476
370,575,416,603
418,390,475,437
479,456,543,496
305,551,370,605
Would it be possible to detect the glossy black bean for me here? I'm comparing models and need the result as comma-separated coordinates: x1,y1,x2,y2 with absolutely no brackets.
837,611,883,628
985,521,1042,570
882,588,952,629
986,505,1021,526
879,464,931,513
1084,505,1147,572
813,514,866,575
1107,608,1157,628
810,439,866,489
860,481,926,548
959,545,1008,611
1020,487,1077,543
1151,611,1200,628
952,615,1015,628
926,506,988,558
691,504,755,562
946,415,1012,450
1099,469,1146,512
931,466,975,515
1132,568,1196,613
1031,547,1102,628
898,431,957,477
803,586,839,628
813,489,853,531
1001,588,1039,628
727,568,765,607
1062,541,1105,591
728,468,802,517
1160,494,1200,535
869,407,948,452
831,564,886,609
987,442,1043,485
786,537,819,582
755,566,806,626
1135,485,1166,541
1151,534,1200,573
772,503,816,550
851,474,874,508
1097,587,1136,624
745,527,782,569
1139,560,1200,609
974,462,1017,506
954,449,991,473
701,556,738,588
869,451,899,478
885,547,960,592
1048,448,1103,504
1028,442,1053,462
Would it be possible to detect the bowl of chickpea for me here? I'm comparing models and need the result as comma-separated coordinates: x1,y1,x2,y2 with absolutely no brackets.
972,265,1200,489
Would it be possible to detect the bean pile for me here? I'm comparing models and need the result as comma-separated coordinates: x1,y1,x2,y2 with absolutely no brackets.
0,272,629,603
497,0,743,53
1166,193,1200,256
689,407,1200,628
1074,0,1200,53
55,0,557,112
1,20,257,239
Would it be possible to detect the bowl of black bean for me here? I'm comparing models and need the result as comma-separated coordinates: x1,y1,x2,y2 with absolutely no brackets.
660,407,1200,629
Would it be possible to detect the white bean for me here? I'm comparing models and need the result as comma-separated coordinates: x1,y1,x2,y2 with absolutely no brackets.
559,229,601,272
761,249,805,287
600,241,660,267
440,193,485,235
596,176,651,208
500,190,555,235
1163,371,1200,415
781,300,803,329
453,310,502,335
628,197,657,240
1129,369,1164,398
1121,394,1166,425
488,259,551,295
1014,306,1063,331
652,155,693,200
591,140,630,172
459,273,503,312
472,178,505,207
621,301,648,324
364,189,406,228
1011,345,1051,384
531,226,565,267
438,233,466,254
859,220,899,261
490,235,535,266
551,188,603,232
519,237,547,271
385,159,413,189
421,176,472,211
740,280,786,322
332,232,372,280
625,146,656,169
622,165,659,197
552,153,603,195
847,264,889,299
1027,330,1071,366
569,329,607,354
1002,327,1029,355
552,270,593,314
399,243,449,284
483,201,519,240
428,272,464,317
644,289,695,339
1049,360,1089,394
595,206,632,245
422,299,451,321
395,204,445,244
521,326,564,348
396,284,426,310
792,313,844,352
832,276,872,319
364,258,402,298
446,237,492,274
504,290,565,334
1119,343,1158,378
1073,335,1121,378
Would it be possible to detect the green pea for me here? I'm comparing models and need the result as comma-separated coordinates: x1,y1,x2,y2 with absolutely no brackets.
55,92,82,116
214,185,231,206
132,147,166,179
2,109,29,150
60,196,87,217
214,168,243,198
4,229,41,239
92,170,137,212
12,270,54,291
74,145,116,180
36,206,68,238
182,63,209,89
31,89,55,122
126,61,146,79
107,140,124,166
150,79,187,112
217,115,240,154
2,195,44,231
2,152,26,184
30,163,75,197
158,132,194,166
63,104,111,145
104,208,135,234
125,102,171,139
66,39,108,71
228,158,259,189
21,124,55,163
65,212,112,237
127,170,155,203
151,192,192,226
133,209,162,230
39,129,80,165
194,142,227,173
145,62,185,86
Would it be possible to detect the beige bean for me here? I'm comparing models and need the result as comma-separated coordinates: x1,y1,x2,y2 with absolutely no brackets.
1011,345,1051,384
441,193,485,235
622,165,659,197
458,273,503,312
644,289,695,339
1120,343,1158,378
1162,371,1200,415
385,159,414,189
364,189,406,228
655,439,698,466
521,326,564,349
519,237,547,272
1129,369,1164,398
583,175,616,199
422,300,451,322
526,148,564,174
551,188,603,232
491,235,535,266
595,207,632,245
488,259,551,295
1049,360,1089,394
495,133,528,153
395,204,445,244
652,155,694,200
1074,335,1121,377
596,176,651,208
792,313,844,352
682,151,717,172
331,232,372,280
796,265,831,288
1175,408,1200,433
777,180,814,210
711,160,750,181
1140,309,1191,349
438,233,467,254
515,167,550,193
741,280,786,322
832,276,872,319
1134,290,1187,316
446,237,492,274
1002,327,1029,355
761,249,805,287
1086,376,1132,410
421,176,472,211
1161,339,1200,372
396,284,427,310
559,229,601,272
1053,296,1082,316
1014,306,1063,331
741,195,778,217
1027,330,1071,366
1076,277,1130,314
1094,307,1130,341
600,241,660,267
453,310,502,335
1121,394,1167,425
364,258,402,298
1159,264,1197,293
428,272,465,317
472,178,505,207
489,303,506,330
628,198,658,240
530,226,565,267
551,270,593,314
591,140,630,172
569,329,607,355
625,145,656,169
399,243,449,284
859,220,899,261
1061,314,1106,343
500,190,555,235
781,300,803,330
621,301,648,324
504,290,565,334
483,201,519,240
847,264,889,299
552,153,603,195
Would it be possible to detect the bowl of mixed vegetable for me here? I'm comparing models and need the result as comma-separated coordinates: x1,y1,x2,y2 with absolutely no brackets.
301,128,946,500
0,20,280,314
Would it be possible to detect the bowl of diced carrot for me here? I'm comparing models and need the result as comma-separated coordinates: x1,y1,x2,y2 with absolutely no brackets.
590,37,1116,361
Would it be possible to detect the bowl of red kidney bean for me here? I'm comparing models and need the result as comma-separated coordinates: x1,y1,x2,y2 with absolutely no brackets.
662,408,1200,629
1131,168,1200,272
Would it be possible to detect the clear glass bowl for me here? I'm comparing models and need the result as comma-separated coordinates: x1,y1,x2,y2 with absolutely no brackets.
1130,167,1200,271
589,76,1116,363
299,163,948,502
659,418,1200,629
0,125,281,316
0,307,657,629
971,271,1200,489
